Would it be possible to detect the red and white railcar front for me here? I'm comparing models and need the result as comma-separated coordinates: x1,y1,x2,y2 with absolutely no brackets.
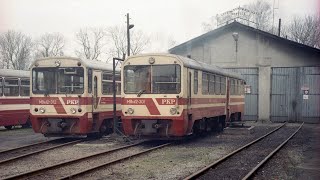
121,54,245,138
121,54,189,138
30,57,121,137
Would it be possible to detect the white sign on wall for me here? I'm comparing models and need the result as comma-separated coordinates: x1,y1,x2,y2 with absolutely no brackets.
302,85,309,100
245,85,251,94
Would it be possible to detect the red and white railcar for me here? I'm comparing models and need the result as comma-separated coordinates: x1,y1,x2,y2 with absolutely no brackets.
0,69,30,129
121,54,245,138
30,57,121,137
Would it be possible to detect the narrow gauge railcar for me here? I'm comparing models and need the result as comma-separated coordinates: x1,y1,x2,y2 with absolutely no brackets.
121,54,245,138
0,69,30,129
30,57,121,137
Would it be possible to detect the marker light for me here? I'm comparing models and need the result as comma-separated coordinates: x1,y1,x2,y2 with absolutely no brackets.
170,108,177,115
149,57,155,64
55,60,61,67
127,108,134,114
70,108,77,114
39,107,46,113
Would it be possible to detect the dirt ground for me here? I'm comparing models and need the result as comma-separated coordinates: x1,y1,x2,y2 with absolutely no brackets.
0,122,319,180
0,127,56,151
254,123,320,180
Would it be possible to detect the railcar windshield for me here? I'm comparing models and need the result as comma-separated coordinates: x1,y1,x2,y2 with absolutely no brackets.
32,67,84,94
124,65,181,94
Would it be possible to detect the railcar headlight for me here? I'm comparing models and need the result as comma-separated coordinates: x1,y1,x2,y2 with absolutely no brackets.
39,107,46,113
70,108,76,114
170,108,177,115
127,108,134,114
149,57,155,64
55,60,61,67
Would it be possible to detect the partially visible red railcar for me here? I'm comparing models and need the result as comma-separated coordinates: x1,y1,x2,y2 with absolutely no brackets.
0,69,30,129
29,57,121,137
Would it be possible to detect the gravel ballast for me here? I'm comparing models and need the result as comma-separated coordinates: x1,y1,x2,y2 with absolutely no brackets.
73,123,283,180
2,122,317,180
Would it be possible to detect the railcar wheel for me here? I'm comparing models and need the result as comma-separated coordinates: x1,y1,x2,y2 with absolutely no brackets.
4,126,13,130
217,119,225,132
22,119,31,128
87,132,103,139
205,119,212,132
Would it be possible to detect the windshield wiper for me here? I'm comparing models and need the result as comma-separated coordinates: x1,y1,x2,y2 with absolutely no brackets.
137,89,146,97
65,88,72,97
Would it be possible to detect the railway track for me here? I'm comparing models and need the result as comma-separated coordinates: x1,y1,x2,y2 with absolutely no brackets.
184,122,304,180
3,140,171,180
0,138,82,165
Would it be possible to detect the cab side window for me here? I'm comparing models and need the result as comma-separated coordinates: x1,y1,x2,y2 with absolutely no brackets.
102,72,121,95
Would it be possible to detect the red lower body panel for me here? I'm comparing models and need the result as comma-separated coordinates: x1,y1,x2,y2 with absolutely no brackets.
0,110,29,127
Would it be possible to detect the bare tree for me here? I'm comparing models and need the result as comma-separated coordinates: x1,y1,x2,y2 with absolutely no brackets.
106,26,127,59
167,36,177,49
75,28,106,60
244,0,272,31
202,0,272,32
285,15,320,48
202,16,217,32
106,26,150,60
130,30,150,55
0,30,33,70
35,33,65,58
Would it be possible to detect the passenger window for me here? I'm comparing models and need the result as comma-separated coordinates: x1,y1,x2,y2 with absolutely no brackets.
94,76,98,109
209,74,215,95
194,71,198,94
231,79,235,95
215,76,221,95
221,77,226,95
234,80,239,95
239,81,241,95
88,69,92,93
241,80,244,95
0,78,3,96
20,78,30,96
4,78,19,96
202,72,208,95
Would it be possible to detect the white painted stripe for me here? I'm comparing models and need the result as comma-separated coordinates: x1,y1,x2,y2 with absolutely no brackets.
229,102,245,105
0,104,30,111
191,103,226,108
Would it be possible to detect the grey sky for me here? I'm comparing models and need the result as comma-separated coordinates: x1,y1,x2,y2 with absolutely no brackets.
1,0,319,55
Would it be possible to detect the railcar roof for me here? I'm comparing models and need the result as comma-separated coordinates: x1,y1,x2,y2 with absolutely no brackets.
127,53,244,80
0,69,30,78
31,56,120,72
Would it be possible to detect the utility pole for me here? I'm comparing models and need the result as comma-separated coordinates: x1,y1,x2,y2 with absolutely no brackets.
112,56,124,135
126,13,134,56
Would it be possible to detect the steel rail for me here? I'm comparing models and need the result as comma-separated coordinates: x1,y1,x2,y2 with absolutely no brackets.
0,139,83,165
242,122,304,180
184,123,287,180
0,138,61,154
3,141,146,180
58,142,171,180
